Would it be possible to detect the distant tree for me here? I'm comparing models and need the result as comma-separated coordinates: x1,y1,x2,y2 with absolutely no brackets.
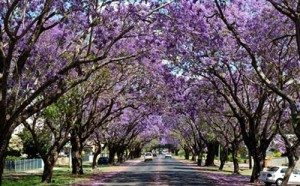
5,134,23,158
19,129,47,159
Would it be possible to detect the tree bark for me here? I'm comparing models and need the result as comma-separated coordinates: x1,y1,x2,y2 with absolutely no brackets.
250,152,265,183
191,154,196,161
108,147,116,164
175,149,179,156
295,16,300,58
0,135,10,185
125,150,128,160
70,132,83,175
117,149,125,163
197,151,203,166
219,147,228,171
41,152,58,183
134,147,142,158
282,150,299,185
129,146,141,159
184,147,190,160
232,145,240,174
292,110,300,143
248,154,252,169
92,146,101,169
205,141,218,166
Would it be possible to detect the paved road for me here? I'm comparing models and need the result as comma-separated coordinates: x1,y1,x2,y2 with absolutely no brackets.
86,155,214,186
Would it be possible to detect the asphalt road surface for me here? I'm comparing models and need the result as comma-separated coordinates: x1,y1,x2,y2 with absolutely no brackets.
87,155,214,186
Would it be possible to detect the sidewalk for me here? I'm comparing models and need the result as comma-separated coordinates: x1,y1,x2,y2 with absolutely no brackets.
176,158,263,186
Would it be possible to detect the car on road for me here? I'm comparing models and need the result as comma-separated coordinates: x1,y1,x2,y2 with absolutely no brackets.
165,153,172,159
97,157,109,165
259,166,300,186
144,152,153,162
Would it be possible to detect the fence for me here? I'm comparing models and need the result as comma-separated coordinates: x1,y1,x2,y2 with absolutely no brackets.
83,154,93,162
5,158,44,172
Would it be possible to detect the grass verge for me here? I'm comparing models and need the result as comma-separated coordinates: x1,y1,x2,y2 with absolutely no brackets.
3,167,98,186
174,155,253,176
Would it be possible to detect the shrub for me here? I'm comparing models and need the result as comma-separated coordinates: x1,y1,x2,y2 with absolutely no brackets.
273,150,282,158
5,156,23,161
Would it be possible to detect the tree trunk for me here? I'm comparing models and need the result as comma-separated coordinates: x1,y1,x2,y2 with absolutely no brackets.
92,146,101,169
129,146,141,159
205,142,218,166
41,153,58,183
197,151,203,166
250,153,265,183
248,154,252,169
70,132,83,175
117,149,125,163
0,135,10,185
232,146,240,174
108,147,116,164
191,154,196,161
295,17,300,58
184,147,190,160
128,150,134,159
219,147,228,171
282,151,299,185
175,149,179,156
125,150,128,160
135,147,142,158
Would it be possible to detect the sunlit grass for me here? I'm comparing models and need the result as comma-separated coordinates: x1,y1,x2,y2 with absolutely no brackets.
3,175,41,186
3,167,98,186
2,162,132,186
174,155,253,176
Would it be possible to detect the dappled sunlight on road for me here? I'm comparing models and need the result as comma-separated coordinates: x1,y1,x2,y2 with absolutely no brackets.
74,156,265,186
75,156,214,186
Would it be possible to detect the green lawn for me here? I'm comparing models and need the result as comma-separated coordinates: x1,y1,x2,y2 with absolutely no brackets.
3,161,138,186
3,167,98,186
174,155,253,176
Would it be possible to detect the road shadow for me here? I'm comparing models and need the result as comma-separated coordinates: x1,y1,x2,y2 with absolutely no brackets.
75,158,250,186
94,170,214,186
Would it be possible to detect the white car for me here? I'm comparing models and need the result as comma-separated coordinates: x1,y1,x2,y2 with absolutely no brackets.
165,153,172,159
259,166,300,186
144,152,153,162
